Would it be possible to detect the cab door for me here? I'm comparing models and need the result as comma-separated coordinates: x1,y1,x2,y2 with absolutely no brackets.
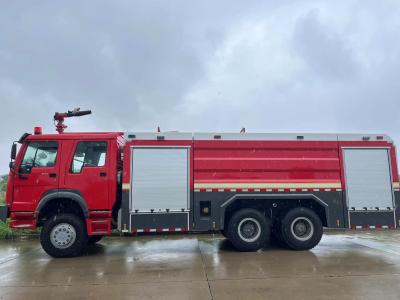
13,141,60,211
63,140,109,210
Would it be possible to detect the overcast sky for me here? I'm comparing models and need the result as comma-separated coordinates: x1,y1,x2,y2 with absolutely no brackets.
1,1,400,174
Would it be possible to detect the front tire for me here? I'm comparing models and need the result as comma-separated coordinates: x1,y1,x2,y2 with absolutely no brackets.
280,207,323,250
227,208,270,251
40,213,88,258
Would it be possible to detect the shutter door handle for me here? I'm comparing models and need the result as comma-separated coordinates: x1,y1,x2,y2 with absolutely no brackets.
100,172,107,177
49,173,57,178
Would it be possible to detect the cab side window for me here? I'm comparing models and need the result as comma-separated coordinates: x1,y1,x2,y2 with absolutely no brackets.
20,142,58,174
71,141,107,173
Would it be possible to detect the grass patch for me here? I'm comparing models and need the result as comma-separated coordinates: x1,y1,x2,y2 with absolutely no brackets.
0,220,39,239
0,220,13,239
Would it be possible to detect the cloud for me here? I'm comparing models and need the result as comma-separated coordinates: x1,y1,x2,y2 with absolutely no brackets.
1,1,400,174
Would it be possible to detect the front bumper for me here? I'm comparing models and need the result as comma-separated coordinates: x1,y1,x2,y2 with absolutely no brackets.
0,205,9,222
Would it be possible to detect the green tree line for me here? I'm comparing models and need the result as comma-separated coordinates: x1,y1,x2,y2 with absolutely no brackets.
0,175,7,204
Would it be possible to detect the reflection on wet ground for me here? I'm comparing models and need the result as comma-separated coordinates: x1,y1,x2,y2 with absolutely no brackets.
1,231,400,299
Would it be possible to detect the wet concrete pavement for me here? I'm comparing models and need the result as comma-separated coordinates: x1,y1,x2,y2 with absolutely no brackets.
1,231,400,299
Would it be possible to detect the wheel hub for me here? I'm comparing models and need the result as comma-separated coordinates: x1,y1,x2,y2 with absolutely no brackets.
50,223,76,249
291,217,314,241
238,218,261,243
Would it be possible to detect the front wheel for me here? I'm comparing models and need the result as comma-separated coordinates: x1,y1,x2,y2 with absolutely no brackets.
227,208,270,251
40,213,88,258
280,207,323,250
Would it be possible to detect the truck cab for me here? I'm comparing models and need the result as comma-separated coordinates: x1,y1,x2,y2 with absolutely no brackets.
4,130,124,257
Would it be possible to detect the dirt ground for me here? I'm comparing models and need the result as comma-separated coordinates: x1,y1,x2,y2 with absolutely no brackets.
1,230,400,300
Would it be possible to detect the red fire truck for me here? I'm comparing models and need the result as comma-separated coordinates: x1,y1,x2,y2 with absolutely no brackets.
1,109,399,257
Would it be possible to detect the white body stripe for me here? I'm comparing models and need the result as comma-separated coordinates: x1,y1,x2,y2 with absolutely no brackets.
194,182,342,189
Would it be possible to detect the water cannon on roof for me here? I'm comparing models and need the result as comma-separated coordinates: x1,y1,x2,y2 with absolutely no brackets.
54,108,92,134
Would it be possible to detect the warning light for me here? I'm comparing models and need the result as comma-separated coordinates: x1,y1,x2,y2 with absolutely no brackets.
34,127,42,135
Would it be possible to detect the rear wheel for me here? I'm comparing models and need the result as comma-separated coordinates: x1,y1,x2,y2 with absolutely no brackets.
40,213,88,258
227,208,270,251
280,207,323,250
88,235,104,245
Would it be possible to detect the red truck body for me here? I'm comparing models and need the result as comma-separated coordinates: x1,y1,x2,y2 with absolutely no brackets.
2,128,399,257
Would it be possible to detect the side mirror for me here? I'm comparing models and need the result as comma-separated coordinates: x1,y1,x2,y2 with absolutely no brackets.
11,143,17,160
9,161,15,170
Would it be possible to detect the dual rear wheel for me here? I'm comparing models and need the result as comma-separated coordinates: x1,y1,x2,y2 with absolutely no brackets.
225,207,323,251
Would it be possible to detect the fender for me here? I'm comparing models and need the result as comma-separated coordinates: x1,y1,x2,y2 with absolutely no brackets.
36,190,89,218
219,193,330,228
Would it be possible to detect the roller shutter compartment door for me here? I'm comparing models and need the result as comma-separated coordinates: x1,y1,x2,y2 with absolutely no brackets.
343,148,394,210
130,147,189,212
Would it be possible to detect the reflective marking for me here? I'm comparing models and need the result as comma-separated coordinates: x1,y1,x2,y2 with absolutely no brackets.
194,182,342,189
193,187,340,193
133,227,187,233
122,183,130,190
351,225,393,229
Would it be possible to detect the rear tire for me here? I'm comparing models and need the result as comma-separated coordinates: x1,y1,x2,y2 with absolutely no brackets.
88,235,104,245
227,208,270,251
280,207,323,250
40,213,88,258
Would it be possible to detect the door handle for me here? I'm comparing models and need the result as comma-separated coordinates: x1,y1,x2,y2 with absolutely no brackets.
49,173,57,178
100,172,107,177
